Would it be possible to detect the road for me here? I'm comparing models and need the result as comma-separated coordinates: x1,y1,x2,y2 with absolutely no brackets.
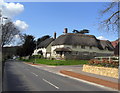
3,60,118,92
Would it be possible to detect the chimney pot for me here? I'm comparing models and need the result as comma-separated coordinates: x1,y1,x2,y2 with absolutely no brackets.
64,28,68,34
54,32,56,39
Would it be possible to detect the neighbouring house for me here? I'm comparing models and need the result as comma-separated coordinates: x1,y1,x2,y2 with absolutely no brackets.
111,39,119,56
51,28,114,60
32,33,56,58
114,42,119,56
111,39,119,48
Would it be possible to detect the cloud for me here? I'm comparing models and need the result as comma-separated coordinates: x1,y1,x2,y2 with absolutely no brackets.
97,36,108,40
14,34,20,39
1,0,24,18
14,20,28,31
1,0,28,31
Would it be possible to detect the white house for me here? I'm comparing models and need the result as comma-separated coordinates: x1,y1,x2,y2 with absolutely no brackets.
33,28,114,60
32,38,54,58
50,28,114,60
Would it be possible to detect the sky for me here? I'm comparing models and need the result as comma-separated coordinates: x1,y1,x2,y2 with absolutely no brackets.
1,1,118,46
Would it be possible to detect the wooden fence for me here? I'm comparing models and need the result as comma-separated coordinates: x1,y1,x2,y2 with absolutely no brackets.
94,56,119,62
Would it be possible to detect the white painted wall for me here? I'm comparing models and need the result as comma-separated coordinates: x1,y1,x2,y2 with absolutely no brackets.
33,43,114,59
64,45,113,54
32,49,38,55
51,45,64,58
32,41,53,58
46,42,53,52
32,48,46,56
51,45,114,58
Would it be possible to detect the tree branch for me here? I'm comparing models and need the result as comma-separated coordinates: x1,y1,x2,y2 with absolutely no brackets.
101,2,116,14
103,11,119,25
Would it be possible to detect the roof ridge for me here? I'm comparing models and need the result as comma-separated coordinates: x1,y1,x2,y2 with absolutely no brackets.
62,33,95,37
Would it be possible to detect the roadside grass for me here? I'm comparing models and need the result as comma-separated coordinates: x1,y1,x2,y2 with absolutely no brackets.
21,58,88,66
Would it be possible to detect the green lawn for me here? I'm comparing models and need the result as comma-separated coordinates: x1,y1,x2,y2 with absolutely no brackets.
21,58,88,66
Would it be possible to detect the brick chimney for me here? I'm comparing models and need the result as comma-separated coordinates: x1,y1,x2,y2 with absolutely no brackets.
54,32,56,39
64,28,68,34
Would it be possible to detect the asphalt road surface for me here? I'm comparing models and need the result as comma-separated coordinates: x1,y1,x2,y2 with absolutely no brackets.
3,60,118,92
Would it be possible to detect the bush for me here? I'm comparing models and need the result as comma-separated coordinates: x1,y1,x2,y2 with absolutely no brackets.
88,59,119,68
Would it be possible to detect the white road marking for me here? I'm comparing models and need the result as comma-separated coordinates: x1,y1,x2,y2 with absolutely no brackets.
43,78,59,89
31,72,38,76
24,63,118,91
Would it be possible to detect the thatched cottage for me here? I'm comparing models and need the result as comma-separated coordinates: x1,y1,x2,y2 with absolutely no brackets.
33,28,114,60
50,28,114,60
32,38,54,58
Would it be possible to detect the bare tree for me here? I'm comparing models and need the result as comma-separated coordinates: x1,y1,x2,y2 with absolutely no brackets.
2,22,22,47
99,2,119,32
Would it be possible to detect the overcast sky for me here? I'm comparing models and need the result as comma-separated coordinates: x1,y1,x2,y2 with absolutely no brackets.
1,1,118,46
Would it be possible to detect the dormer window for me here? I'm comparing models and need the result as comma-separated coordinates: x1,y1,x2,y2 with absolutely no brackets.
81,45,85,49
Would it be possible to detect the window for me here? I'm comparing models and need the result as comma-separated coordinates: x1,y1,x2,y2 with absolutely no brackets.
81,45,85,49
83,51,89,55
76,51,79,55
72,45,77,48
72,51,79,55
90,46,92,49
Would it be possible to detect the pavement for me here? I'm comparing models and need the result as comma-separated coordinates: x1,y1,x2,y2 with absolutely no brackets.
25,62,120,90
3,60,119,92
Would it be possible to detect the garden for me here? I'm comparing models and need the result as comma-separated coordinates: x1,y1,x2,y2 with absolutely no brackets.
87,57,119,68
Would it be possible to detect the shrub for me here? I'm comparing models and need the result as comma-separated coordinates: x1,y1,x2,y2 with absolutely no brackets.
88,59,119,68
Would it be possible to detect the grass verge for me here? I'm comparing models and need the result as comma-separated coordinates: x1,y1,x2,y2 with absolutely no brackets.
21,58,88,66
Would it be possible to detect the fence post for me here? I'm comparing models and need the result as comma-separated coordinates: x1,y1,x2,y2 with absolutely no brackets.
101,57,102,62
109,57,110,62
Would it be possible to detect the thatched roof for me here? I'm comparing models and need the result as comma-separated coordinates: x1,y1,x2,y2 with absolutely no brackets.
37,38,54,48
52,33,114,51
99,40,114,51
52,33,99,46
